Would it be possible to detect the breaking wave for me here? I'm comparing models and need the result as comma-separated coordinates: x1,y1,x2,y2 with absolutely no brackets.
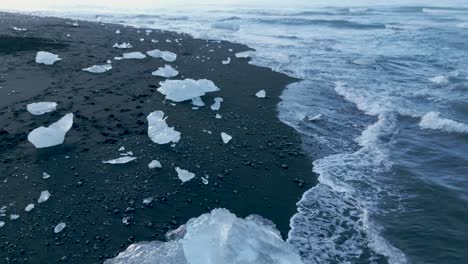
419,112,468,134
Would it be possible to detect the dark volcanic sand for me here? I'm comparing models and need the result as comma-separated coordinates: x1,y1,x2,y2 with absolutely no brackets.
0,12,315,263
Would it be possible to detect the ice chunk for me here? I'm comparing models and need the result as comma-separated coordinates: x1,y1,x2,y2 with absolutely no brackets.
191,97,205,107
25,204,35,212
429,75,448,84
210,97,223,111
42,172,51,179
54,222,66,233
146,49,177,62
38,191,51,203
152,65,179,78
28,113,74,148
102,156,137,164
143,197,154,205
0,221,4,228
306,114,322,121
27,102,57,115
147,111,181,144
215,113,222,119
123,52,147,59
104,209,303,264
72,22,79,27
83,64,112,73
116,29,121,34
212,21,241,31
13,27,27,31
157,79,220,102
113,42,133,49
235,51,254,58
419,112,468,133
35,51,61,65
118,146,125,151
175,167,195,183
10,214,19,220
201,176,209,185
148,160,162,169
255,90,266,98
222,57,231,65
221,132,232,144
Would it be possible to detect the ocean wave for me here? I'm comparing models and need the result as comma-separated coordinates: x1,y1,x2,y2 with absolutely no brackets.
422,8,468,14
419,112,468,133
255,18,386,29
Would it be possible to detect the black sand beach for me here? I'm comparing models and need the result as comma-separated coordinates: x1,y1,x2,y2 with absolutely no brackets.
0,12,314,263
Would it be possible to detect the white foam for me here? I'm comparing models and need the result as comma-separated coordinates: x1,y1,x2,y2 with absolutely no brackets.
83,64,112,73
152,65,179,78
105,208,303,264
419,112,468,133
35,51,61,65
103,156,137,164
27,102,57,115
147,111,181,144
28,113,74,148
428,75,448,84
157,79,220,102
175,167,195,182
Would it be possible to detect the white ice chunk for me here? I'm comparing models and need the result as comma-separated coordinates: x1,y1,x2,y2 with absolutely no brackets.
221,132,232,144
35,51,61,65
157,79,220,102
113,42,133,49
13,27,27,31
222,57,231,65
102,156,137,164
83,64,112,73
27,102,57,115
215,113,222,119
212,21,241,31
419,112,468,133
25,204,35,212
146,49,177,62
152,65,179,78
201,176,209,185
118,146,125,151
175,167,195,183
306,114,322,121
191,97,205,107
143,197,154,204
429,75,448,84
0,221,4,228
255,90,266,98
38,191,51,203
42,172,51,179
10,214,19,220
116,29,121,34
148,160,162,169
235,51,254,58
123,52,147,59
28,113,74,148
210,97,223,111
104,209,303,264
147,111,181,144
54,222,66,233
72,22,79,27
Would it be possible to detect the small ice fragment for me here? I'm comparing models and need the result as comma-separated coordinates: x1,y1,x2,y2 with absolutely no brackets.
201,176,209,185
10,214,19,220
191,97,205,107
147,111,181,144
107,59,112,64
66,34,70,37
203,130,212,134
0,221,4,227
146,49,177,62
25,204,35,212
113,42,133,49
148,160,162,169
235,51,254,58
306,114,322,121
122,52,146,59
118,146,125,151
143,197,153,204
255,90,266,98
13,27,27,31
115,29,121,34
35,51,61,65
122,216,130,225
140,38,145,41
151,39,158,43
82,64,112,73
157,79,220,102
27,102,57,115
72,22,79,27
152,65,179,78
38,191,51,203
222,57,231,65
215,113,222,119
102,156,137,164
42,172,51,179
221,132,232,144
210,97,223,111
54,222,66,233
429,75,448,84
175,167,195,183
28,113,74,148
166,39,172,43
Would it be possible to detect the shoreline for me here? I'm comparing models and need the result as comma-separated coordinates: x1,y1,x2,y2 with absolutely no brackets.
0,11,315,263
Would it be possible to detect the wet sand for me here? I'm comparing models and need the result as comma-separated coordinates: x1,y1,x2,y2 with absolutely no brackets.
0,12,315,263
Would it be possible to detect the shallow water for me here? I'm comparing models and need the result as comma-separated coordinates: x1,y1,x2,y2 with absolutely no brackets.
4,2,468,263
